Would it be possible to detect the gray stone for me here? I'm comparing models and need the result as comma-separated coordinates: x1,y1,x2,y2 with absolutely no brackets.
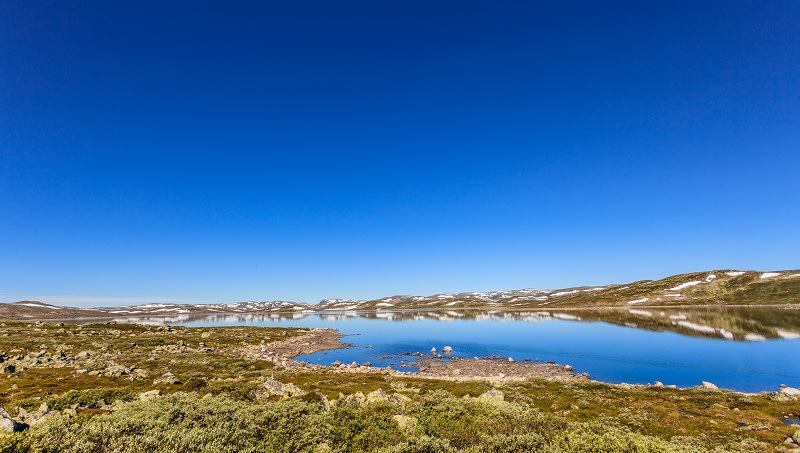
139,389,161,401
366,389,389,403
0,407,23,433
442,346,453,353
344,391,366,406
780,387,800,397
153,372,180,385
392,414,418,432
479,389,504,401
701,381,718,390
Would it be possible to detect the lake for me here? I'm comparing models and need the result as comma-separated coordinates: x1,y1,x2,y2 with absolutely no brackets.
117,307,800,393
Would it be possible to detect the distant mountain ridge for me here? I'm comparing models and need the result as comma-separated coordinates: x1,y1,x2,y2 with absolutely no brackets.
1,269,798,320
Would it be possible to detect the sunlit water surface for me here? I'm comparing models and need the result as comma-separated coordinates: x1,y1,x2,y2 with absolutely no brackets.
121,308,799,392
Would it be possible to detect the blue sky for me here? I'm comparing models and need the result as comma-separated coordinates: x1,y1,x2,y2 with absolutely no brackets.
1,1,799,305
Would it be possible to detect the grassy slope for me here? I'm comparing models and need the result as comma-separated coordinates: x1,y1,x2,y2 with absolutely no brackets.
0,322,796,452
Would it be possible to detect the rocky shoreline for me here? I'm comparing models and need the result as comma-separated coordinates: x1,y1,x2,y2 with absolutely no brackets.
241,328,594,383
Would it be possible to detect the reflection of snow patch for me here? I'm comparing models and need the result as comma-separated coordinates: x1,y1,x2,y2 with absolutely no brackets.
627,298,648,305
629,309,652,317
665,294,683,297
776,330,800,339
445,301,460,306
744,333,766,341
552,313,580,320
676,321,716,333
760,272,781,279
719,329,734,340
667,281,701,291
669,314,687,320
726,271,745,277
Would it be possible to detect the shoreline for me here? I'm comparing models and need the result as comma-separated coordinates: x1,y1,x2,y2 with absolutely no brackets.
238,328,779,393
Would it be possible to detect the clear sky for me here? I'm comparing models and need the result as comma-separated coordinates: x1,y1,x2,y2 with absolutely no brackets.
1,1,799,305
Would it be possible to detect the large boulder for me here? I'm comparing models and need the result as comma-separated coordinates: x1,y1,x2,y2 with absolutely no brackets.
343,391,366,406
139,389,162,401
0,407,24,433
701,381,718,390
392,414,418,432
780,387,800,397
153,372,180,385
479,389,505,402
255,380,304,399
366,389,392,404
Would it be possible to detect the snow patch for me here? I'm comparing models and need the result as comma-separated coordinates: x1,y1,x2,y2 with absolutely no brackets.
18,303,61,309
725,271,745,277
667,281,701,291
760,272,781,279
626,298,649,305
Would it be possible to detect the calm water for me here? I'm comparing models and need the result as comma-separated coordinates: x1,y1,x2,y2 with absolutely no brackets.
132,307,800,392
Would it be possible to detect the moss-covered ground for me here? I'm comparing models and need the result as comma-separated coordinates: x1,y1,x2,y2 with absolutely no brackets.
0,322,797,452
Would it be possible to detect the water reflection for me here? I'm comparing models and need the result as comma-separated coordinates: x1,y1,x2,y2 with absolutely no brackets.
109,306,800,342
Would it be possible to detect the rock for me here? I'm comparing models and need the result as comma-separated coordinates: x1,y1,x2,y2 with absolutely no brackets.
344,391,366,406
653,381,664,387
479,389,504,401
139,390,161,401
2,364,15,374
153,372,180,385
389,393,411,405
200,332,211,339
105,364,131,377
430,347,437,354
701,381,718,390
507,357,515,363
392,414,418,432
366,389,390,404
442,346,453,353
0,407,24,433
331,360,342,367
780,387,800,397
564,365,575,372
362,362,372,367
256,380,304,398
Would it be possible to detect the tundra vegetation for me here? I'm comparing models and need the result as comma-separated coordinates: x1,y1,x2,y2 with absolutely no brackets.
0,322,797,452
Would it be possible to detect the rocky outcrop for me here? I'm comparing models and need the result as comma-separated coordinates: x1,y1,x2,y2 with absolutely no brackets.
153,372,180,385
253,380,305,399
0,407,25,433
479,389,504,401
